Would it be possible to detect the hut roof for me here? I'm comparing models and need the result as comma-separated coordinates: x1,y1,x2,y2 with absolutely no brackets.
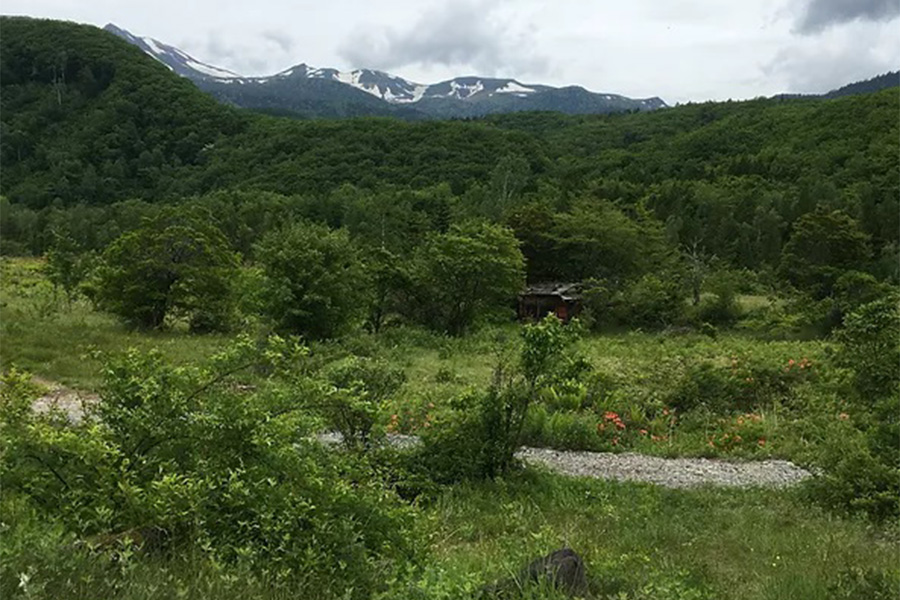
520,282,582,301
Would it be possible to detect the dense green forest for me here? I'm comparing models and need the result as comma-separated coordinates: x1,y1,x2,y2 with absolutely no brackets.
2,18,898,279
1,16,898,600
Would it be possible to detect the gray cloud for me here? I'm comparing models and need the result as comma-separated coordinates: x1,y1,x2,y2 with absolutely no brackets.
337,0,549,77
192,30,292,74
764,22,898,93
795,0,900,33
262,30,293,53
202,32,236,62
8,0,900,101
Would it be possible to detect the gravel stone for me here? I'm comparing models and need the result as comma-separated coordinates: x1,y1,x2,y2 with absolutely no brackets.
515,447,812,489
316,431,423,450
320,433,812,488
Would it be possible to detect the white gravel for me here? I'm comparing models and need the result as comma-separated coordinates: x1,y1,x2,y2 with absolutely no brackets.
316,431,423,450
515,447,812,489
25,382,813,490
318,432,812,489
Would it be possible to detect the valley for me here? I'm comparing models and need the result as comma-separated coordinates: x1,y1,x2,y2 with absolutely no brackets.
1,15,898,600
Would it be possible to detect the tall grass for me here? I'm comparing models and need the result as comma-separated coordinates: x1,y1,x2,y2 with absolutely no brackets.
410,471,899,599
1,258,228,388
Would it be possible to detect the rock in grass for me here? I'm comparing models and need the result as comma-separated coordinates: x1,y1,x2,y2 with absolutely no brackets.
481,548,588,597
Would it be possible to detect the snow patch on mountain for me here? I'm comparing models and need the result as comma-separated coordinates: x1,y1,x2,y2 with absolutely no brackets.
185,59,240,79
105,23,668,114
447,79,484,99
495,81,537,94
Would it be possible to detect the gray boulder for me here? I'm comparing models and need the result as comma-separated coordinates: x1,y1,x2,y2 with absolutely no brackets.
481,548,588,597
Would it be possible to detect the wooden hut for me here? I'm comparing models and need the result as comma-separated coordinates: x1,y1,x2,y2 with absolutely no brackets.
517,283,582,323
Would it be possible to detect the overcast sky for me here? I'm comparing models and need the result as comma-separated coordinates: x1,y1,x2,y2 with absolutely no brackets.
4,0,898,103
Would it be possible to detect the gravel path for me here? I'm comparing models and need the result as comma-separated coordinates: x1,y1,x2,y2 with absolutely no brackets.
319,432,812,489
25,381,813,490
30,377,96,424
516,447,812,489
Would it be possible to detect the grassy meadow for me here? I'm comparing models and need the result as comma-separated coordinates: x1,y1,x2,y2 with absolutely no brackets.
2,256,897,599
3,256,842,464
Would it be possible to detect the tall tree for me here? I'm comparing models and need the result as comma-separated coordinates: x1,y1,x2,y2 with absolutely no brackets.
256,221,370,339
409,222,525,335
778,209,871,298
93,210,239,330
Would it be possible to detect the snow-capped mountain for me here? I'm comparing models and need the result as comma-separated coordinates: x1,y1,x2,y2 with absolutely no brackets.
104,23,667,118
104,23,240,80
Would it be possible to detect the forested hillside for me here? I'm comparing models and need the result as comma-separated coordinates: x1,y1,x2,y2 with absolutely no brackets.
2,17,897,283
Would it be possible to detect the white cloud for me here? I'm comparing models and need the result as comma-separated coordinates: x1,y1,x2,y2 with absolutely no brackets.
337,0,549,77
2,0,897,101
764,20,900,93
793,0,900,33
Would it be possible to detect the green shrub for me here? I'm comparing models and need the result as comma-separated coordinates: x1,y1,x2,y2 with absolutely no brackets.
610,274,684,329
406,222,525,335
255,221,370,340
809,294,900,521
690,270,742,327
323,356,406,450
807,438,899,522
778,209,871,300
419,315,583,481
835,294,900,402
44,231,95,303
91,210,239,331
695,292,739,326
0,339,417,597
667,355,812,414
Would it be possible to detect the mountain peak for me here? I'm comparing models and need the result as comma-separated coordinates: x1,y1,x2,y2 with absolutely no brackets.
108,24,668,117
104,24,241,80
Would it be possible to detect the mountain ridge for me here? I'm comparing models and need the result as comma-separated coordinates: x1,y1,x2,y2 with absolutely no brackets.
103,23,667,119
771,70,899,101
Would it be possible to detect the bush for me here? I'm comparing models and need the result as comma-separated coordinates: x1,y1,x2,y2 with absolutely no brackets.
44,230,95,303
407,222,525,335
608,274,685,329
0,339,417,597
809,294,900,520
419,315,585,481
835,294,900,402
778,209,871,299
667,355,812,414
255,221,370,340
323,356,406,450
91,210,239,330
